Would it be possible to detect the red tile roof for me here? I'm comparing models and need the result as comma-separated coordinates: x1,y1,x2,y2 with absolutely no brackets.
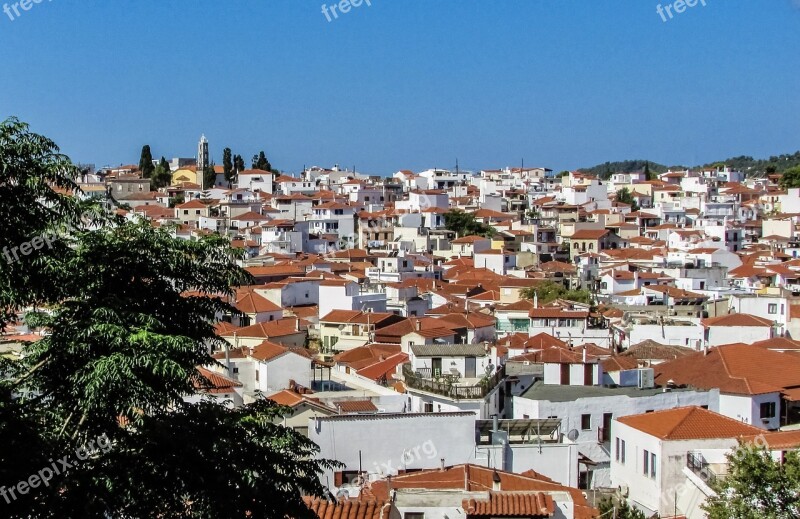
463,493,553,517
334,400,379,413
226,318,308,340
701,313,774,327
569,229,609,240
195,367,243,394
617,406,763,440
303,498,391,519
249,340,311,362
654,343,800,395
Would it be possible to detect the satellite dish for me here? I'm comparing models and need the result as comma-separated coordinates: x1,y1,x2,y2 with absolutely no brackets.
335,488,349,500
566,429,579,441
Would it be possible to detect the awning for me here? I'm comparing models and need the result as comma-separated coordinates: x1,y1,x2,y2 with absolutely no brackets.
782,388,800,402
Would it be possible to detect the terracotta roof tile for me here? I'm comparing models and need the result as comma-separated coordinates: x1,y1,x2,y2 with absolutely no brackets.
617,406,763,440
654,343,800,395
303,498,391,519
463,493,554,517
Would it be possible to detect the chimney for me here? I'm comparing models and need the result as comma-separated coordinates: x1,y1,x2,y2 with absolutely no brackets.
533,293,538,309
440,458,446,472
582,346,587,363
492,470,501,491
295,318,300,332
416,319,422,332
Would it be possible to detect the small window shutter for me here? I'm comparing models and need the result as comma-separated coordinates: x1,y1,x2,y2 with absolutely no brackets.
334,472,343,487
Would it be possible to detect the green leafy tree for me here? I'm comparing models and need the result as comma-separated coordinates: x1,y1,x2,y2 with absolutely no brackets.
138,144,155,179
558,170,570,178
222,147,233,187
252,151,272,172
443,209,495,238
643,161,654,181
203,161,217,190
0,118,336,518
616,187,639,211
151,156,172,189
520,280,591,305
597,497,648,519
232,154,245,187
779,166,800,189
704,442,800,519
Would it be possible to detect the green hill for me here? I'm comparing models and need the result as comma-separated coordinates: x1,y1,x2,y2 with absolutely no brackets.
579,151,800,179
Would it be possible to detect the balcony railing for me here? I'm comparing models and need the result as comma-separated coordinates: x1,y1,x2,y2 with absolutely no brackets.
402,364,505,401
687,452,726,486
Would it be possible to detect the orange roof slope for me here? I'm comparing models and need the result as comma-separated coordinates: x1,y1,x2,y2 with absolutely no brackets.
617,406,763,440
303,498,391,519
654,343,800,395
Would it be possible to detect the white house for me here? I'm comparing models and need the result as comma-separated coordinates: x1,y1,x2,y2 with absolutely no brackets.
701,313,775,347
653,343,800,431
611,406,766,519
513,381,714,489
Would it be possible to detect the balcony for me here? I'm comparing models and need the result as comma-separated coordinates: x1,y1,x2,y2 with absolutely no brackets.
687,452,727,485
402,364,505,401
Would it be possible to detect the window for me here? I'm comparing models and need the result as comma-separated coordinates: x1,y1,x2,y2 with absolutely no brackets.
423,402,433,413
255,370,259,382
620,440,626,464
404,514,424,519
643,449,649,476
615,438,620,461
768,304,778,314
761,401,776,419
581,414,591,430
651,452,657,478
338,471,361,485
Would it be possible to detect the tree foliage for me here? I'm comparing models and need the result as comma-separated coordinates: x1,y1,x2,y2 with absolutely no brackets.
222,147,233,187
616,187,639,211
702,151,800,177
779,166,800,189
138,145,155,179
252,151,272,172
203,161,217,190
579,159,672,179
520,280,591,305
443,209,495,238
233,154,245,174
597,497,647,519
152,156,172,189
0,118,336,518
704,442,800,519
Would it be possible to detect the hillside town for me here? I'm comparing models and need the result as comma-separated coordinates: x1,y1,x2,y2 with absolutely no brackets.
6,134,800,519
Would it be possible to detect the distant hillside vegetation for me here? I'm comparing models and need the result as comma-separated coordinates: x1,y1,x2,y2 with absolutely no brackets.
577,160,675,180
578,151,800,180
700,151,800,177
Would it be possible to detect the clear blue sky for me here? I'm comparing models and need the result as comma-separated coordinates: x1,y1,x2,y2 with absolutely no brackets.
1,0,798,174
